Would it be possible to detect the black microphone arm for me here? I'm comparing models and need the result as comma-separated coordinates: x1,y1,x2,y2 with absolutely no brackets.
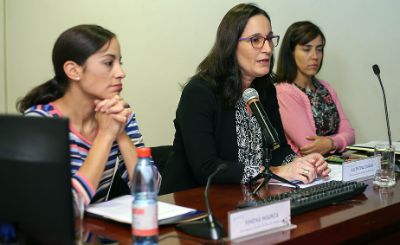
243,88,280,149
204,163,226,226
176,163,227,240
372,64,392,147
242,88,299,193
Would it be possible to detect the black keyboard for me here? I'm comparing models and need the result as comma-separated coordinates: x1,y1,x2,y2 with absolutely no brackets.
237,181,368,215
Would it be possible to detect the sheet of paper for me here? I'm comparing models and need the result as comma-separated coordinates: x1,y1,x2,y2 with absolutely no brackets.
269,164,342,188
86,195,197,224
352,140,400,149
347,141,400,154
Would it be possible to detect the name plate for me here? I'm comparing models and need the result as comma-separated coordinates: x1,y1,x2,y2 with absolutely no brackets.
342,156,380,181
228,199,291,241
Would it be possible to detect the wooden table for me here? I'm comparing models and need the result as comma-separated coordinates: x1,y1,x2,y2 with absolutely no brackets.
83,178,400,244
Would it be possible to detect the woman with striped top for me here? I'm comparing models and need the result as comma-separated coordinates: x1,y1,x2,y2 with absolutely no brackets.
16,25,155,209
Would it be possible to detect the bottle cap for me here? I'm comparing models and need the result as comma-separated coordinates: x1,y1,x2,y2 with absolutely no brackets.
136,147,151,158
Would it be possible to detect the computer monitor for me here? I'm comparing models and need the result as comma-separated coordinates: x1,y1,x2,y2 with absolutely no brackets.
0,115,74,244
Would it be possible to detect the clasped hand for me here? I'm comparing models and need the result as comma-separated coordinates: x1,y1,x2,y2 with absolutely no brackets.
283,153,330,184
94,95,132,139
300,136,334,155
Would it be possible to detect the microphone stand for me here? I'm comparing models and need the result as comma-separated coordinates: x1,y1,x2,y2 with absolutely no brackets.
372,64,398,173
372,64,392,147
250,140,299,195
176,166,224,240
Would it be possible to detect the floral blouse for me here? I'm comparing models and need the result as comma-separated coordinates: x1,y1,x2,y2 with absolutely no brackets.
295,78,339,136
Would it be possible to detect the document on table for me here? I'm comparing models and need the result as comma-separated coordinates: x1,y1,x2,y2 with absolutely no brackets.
269,164,342,188
346,141,400,155
86,195,206,225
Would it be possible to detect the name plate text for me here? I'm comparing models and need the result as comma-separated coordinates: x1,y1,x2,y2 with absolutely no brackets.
228,199,291,241
342,156,380,181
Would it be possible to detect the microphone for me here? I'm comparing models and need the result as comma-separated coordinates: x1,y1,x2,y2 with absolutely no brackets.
242,88,280,150
372,64,392,147
176,163,226,240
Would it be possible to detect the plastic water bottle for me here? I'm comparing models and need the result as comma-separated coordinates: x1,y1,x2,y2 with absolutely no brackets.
131,147,158,244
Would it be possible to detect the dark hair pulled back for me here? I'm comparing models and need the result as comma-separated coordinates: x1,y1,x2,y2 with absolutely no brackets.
276,21,325,84
16,24,115,112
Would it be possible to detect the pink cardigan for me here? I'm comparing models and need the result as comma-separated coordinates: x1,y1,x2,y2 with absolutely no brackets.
275,80,355,155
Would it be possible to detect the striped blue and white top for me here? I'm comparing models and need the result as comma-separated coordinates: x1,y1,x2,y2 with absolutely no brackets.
25,102,145,206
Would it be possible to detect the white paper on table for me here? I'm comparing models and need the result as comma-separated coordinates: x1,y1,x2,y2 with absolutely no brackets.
347,141,400,154
86,195,198,224
268,164,342,188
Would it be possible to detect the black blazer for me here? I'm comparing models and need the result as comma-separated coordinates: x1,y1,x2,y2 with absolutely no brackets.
161,75,295,194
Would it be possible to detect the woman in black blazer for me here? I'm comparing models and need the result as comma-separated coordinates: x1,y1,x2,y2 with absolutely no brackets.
162,3,330,194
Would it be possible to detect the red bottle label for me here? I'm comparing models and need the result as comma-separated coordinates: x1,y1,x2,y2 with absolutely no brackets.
132,203,158,236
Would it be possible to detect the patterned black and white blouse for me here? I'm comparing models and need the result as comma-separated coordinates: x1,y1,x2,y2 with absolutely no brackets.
235,99,296,184
235,99,264,184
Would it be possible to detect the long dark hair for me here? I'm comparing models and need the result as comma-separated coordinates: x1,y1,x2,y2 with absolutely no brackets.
276,21,325,84
16,24,115,113
196,3,273,106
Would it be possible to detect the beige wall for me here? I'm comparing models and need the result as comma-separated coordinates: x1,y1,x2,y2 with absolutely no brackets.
4,0,400,146
0,0,5,113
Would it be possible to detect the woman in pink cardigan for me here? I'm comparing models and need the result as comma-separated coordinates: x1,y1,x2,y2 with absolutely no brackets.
275,21,355,156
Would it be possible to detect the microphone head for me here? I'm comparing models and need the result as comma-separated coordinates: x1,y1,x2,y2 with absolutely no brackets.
242,88,259,104
372,64,380,75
